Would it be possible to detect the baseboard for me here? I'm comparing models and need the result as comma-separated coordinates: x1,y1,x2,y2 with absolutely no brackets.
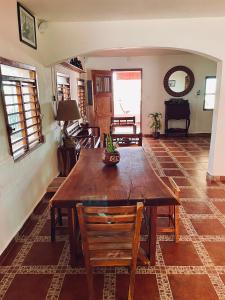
207,173,225,183
143,133,211,138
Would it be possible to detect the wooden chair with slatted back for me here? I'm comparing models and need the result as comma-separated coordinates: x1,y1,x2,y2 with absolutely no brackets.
77,202,144,300
157,177,181,242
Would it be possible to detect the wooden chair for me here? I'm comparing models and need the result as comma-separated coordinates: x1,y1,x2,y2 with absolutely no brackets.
77,202,144,300
110,116,137,134
47,176,66,241
157,177,181,242
103,133,142,147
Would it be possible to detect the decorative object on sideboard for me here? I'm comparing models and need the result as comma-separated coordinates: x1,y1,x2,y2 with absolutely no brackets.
17,2,37,49
164,65,195,97
56,100,81,147
70,57,83,70
148,112,162,139
103,134,120,166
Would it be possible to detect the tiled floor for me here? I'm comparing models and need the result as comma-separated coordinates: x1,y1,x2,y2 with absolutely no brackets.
1,137,225,299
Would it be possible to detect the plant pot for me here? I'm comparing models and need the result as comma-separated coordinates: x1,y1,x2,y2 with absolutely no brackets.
152,131,160,139
102,150,120,166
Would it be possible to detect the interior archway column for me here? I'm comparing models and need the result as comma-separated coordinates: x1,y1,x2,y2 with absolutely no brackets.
208,60,225,179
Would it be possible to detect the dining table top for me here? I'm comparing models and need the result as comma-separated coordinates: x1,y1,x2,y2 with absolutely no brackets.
50,147,179,207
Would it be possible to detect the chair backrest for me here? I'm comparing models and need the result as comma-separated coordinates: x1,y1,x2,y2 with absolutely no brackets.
103,133,142,147
111,116,136,125
168,177,181,198
160,176,181,200
77,202,143,267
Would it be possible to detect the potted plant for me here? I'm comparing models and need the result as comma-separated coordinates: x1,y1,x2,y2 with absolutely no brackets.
103,134,120,166
148,112,162,139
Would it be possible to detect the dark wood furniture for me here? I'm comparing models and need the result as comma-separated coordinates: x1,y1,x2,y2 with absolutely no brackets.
103,133,142,147
156,177,181,242
47,177,66,240
165,99,190,137
110,116,137,133
58,121,101,176
50,147,179,267
77,202,143,300
66,120,100,148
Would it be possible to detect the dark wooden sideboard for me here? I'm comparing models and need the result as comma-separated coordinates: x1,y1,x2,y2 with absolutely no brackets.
165,99,190,137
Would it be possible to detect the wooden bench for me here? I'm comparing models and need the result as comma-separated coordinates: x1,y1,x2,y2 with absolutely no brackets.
110,116,137,134
104,133,142,147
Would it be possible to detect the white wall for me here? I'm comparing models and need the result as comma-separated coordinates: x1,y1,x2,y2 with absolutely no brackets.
85,54,216,134
0,1,59,254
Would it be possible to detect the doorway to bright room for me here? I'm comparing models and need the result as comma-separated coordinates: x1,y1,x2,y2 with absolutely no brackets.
112,69,142,133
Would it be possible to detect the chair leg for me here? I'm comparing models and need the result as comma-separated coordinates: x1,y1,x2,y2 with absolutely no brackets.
168,206,173,227
175,206,180,243
128,268,136,300
50,207,56,242
57,208,63,226
86,267,95,300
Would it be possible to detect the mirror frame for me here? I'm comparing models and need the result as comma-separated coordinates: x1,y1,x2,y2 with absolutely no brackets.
163,65,195,97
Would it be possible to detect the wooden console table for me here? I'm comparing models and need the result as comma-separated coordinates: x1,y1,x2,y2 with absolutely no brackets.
165,99,190,137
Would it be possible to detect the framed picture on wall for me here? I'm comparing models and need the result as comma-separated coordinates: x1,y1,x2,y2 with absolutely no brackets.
168,80,176,87
17,2,37,49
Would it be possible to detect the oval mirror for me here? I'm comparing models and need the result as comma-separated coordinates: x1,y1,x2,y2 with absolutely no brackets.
164,66,195,97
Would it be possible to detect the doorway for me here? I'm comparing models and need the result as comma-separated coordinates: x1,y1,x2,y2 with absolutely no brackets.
112,69,142,133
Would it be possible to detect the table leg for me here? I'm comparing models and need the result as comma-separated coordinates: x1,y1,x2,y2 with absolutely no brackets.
50,207,56,242
149,206,157,265
68,207,76,268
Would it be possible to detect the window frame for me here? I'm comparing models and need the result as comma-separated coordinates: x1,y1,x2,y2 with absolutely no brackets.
203,76,216,111
0,57,44,161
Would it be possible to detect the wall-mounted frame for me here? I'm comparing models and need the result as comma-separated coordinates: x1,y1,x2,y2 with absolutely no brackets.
17,2,37,49
164,65,195,97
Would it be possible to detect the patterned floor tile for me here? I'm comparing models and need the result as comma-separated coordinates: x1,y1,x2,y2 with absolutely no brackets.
160,241,203,266
3,274,52,300
191,219,225,236
59,274,104,300
203,242,225,266
168,274,219,300
23,242,65,265
182,202,213,214
116,274,160,300
1,137,225,299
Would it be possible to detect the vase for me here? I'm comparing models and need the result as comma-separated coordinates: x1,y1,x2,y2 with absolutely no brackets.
102,150,120,166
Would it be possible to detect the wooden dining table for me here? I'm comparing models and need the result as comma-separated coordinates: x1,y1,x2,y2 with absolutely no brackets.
50,147,179,267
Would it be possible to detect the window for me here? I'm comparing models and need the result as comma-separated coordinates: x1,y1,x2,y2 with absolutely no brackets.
204,76,216,110
57,73,70,101
0,57,44,160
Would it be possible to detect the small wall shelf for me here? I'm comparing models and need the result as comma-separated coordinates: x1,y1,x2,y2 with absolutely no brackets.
60,62,85,73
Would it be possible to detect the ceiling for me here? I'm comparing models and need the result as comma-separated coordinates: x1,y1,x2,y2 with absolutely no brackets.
21,0,225,22
85,48,190,57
